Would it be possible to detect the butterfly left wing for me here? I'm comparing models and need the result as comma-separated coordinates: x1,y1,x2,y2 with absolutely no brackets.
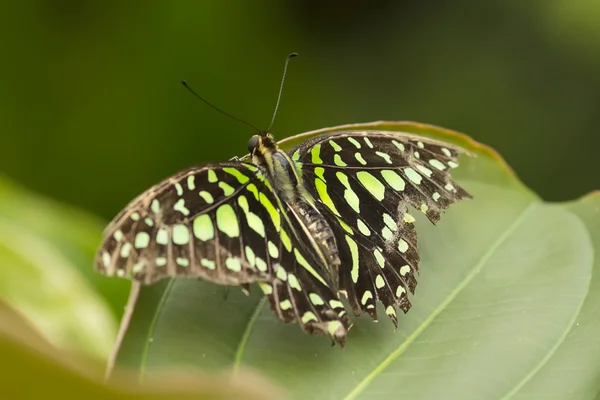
289,130,472,324
94,161,281,286
95,160,352,344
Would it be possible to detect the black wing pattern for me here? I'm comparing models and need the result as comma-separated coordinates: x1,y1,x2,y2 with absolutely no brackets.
289,131,472,325
95,161,351,343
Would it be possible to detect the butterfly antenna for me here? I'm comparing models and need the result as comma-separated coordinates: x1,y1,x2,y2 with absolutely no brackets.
268,52,298,132
181,80,261,132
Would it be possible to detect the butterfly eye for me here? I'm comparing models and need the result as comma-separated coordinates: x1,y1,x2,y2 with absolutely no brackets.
247,135,260,153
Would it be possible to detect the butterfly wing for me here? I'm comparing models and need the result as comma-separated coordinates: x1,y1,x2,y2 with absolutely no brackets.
96,161,271,285
95,160,351,344
289,130,472,324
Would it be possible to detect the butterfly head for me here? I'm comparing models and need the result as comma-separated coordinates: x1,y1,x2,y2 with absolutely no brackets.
247,131,277,155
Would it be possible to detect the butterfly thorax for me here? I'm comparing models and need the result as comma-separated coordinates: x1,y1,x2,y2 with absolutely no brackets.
250,133,341,286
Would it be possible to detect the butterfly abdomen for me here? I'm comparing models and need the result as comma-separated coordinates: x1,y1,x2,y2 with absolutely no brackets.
293,200,340,278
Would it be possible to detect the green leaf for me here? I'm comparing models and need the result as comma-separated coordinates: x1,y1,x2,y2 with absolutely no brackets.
112,122,599,399
0,176,129,361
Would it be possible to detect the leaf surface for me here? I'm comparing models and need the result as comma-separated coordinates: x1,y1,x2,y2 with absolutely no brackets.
113,122,599,399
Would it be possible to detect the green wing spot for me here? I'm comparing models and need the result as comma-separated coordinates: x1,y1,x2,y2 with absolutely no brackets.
345,235,359,283
268,241,280,258
276,266,287,281
225,257,242,272
134,232,150,249
259,282,273,295
187,175,196,190
245,246,256,268
329,140,342,152
429,159,447,170
354,152,367,165
173,199,190,216
223,167,251,183
311,144,323,164
258,192,281,232
216,204,240,238
336,216,353,234
397,239,409,253
246,183,259,200
315,178,340,217
380,169,405,191
356,171,386,201
336,171,360,213
280,299,293,310
399,265,411,276
301,311,318,324
193,214,214,241
333,154,347,166
175,183,183,196
348,137,361,148
255,257,267,272
288,273,302,291
156,228,169,245
330,300,344,309
238,195,266,237
207,169,218,183
294,248,328,287
357,219,371,236
199,190,214,204
172,224,190,245
280,229,292,252
404,167,423,185
375,151,392,164
219,181,235,196
392,139,405,151
383,213,398,231
416,165,434,178
373,248,385,268
361,291,373,305
309,293,325,305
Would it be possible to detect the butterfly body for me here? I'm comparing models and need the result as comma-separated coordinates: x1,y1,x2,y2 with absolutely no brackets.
95,128,472,346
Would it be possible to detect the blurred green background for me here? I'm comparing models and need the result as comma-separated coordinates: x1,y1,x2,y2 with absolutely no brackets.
1,2,600,394
2,0,599,224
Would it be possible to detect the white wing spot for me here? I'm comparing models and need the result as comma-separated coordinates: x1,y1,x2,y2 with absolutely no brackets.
176,257,189,267
173,198,190,216
151,199,160,214
429,159,447,170
175,183,183,196
187,175,196,190
156,229,169,245
398,239,409,253
120,242,132,258
134,232,150,249
348,137,361,148
156,257,167,267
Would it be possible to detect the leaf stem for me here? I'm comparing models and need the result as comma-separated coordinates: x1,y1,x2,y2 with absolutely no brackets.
232,296,267,376
104,280,141,382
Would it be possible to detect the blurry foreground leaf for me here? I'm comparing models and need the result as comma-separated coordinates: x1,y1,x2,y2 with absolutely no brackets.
0,176,128,361
0,301,285,400
111,122,599,399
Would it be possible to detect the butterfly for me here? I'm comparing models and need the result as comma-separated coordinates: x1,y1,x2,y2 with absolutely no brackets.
94,54,472,346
